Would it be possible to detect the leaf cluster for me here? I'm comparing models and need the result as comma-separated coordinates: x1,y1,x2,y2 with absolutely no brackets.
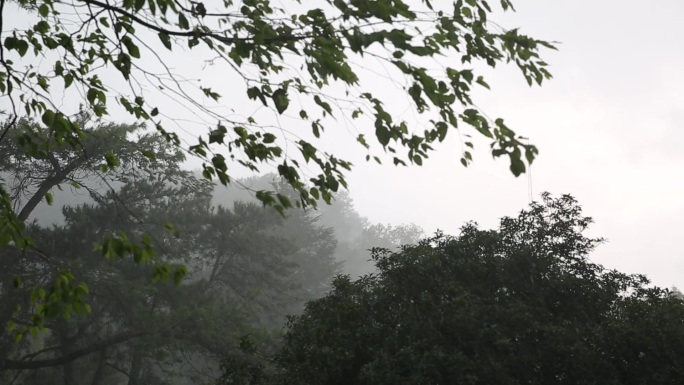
1,0,555,215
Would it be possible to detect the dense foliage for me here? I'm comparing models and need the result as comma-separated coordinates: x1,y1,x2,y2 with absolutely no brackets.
4,119,682,384
0,118,422,383
1,0,555,333
277,194,684,385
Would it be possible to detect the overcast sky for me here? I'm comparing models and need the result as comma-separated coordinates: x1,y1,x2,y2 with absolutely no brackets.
7,1,683,288
348,0,684,288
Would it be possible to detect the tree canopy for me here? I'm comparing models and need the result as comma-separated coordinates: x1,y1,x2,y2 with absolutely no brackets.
276,194,684,385
0,0,556,331
0,120,341,383
0,118,425,383
1,0,554,211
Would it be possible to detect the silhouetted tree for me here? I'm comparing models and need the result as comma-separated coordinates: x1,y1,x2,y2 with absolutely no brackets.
276,194,684,385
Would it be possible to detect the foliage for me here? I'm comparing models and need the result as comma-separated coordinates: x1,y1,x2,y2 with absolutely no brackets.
1,0,554,212
0,122,342,384
276,194,684,385
0,0,555,331
0,115,192,335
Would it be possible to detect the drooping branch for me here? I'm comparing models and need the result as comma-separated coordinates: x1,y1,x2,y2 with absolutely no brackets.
0,330,144,371
77,0,306,45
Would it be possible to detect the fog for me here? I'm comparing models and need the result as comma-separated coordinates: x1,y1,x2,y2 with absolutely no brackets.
2,0,684,384
349,0,684,288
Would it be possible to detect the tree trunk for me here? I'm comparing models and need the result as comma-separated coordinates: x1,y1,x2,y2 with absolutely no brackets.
90,349,107,385
127,346,143,385
17,156,88,222
17,177,58,222
57,321,76,385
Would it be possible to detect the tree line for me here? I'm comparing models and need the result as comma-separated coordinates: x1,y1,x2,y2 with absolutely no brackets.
0,117,420,384
2,118,683,384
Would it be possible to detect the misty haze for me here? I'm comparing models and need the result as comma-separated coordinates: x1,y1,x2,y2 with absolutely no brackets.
1,0,683,384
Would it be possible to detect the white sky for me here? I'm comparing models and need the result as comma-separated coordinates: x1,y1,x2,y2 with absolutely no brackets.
6,1,684,288
348,0,684,288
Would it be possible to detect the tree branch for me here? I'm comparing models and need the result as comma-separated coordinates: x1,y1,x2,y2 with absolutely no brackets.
17,156,88,222
46,152,62,174
0,330,144,370
77,0,304,45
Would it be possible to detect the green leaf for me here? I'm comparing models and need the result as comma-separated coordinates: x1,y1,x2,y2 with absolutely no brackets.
525,146,537,164
201,87,221,100
158,32,172,50
5,37,29,57
16,40,29,57
509,155,526,176
311,121,322,138
164,222,179,238
44,192,53,205
41,109,55,127
38,4,49,17
313,95,333,116
34,21,50,34
276,193,292,209
104,151,120,169
300,141,317,163
247,87,266,105
208,125,227,144
54,61,64,75
435,121,448,141
122,36,141,58
195,3,207,17
376,125,391,146
173,266,187,286
178,13,190,30
476,76,490,89
272,88,289,114
3,36,15,50
63,74,74,88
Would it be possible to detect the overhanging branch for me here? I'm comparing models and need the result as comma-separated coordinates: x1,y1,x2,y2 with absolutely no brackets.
0,330,145,370
77,0,305,45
